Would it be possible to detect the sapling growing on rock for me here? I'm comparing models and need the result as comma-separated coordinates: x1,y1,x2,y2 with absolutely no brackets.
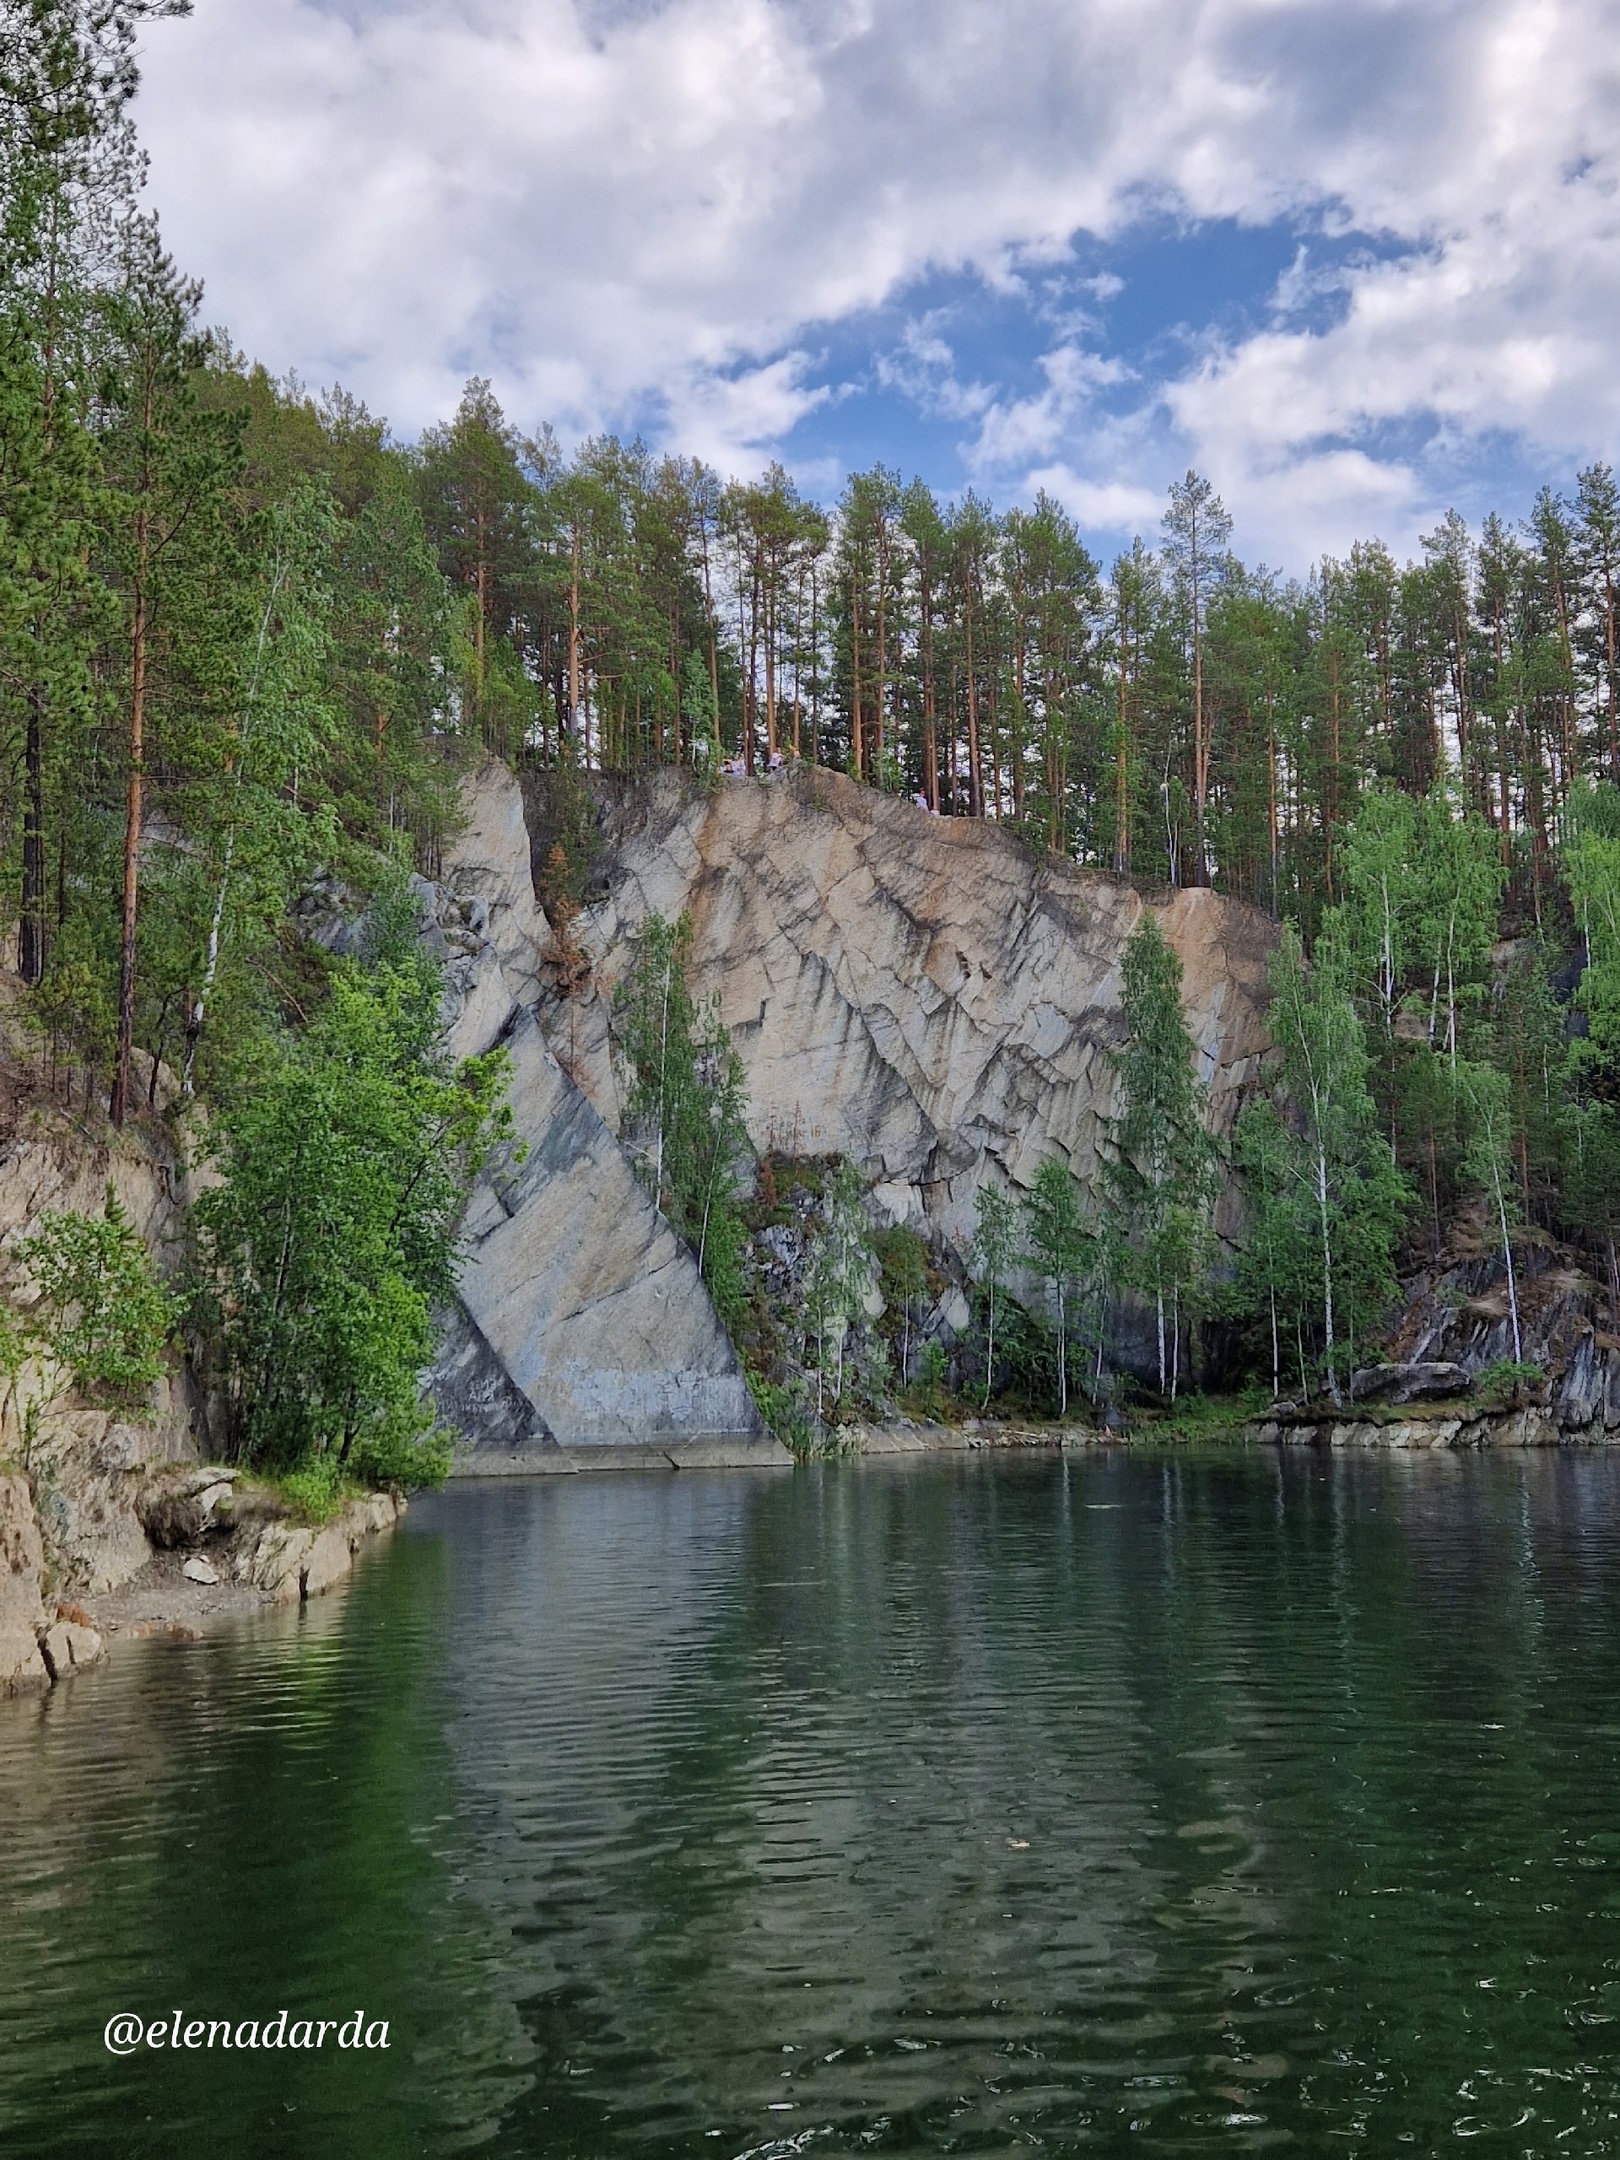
972,1181,1020,1408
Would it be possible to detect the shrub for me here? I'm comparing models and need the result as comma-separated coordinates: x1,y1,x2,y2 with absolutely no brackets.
15,1190,176,1404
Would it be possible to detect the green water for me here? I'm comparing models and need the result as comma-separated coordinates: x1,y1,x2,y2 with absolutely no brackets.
4,1449,1620,2156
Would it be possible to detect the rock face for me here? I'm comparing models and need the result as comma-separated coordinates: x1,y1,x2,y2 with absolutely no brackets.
1383,1237,1620,1437
236,1491,406,1605
0,1473,49,1694
425,758,771,1463
421,760,1281,1440
0,997,205,1591
555,768,1277,1246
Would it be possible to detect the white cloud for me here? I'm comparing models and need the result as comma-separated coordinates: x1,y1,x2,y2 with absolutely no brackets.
132,0,1620,561
966,344,1127,475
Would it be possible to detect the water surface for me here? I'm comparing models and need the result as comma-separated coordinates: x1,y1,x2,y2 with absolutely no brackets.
4,1449,1620,2155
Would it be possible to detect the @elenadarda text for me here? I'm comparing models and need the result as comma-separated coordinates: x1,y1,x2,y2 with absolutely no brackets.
104,2010,389,2054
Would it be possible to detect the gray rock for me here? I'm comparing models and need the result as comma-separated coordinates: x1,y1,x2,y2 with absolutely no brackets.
1350,1361,1472,1405
39,1619,104,1681
140,1471,237,1549
421,761,762,1456
575,769,1276,1263
1558,1336,1605,1429
448,1010,764,1449
181,1556,220,1585
664,1435,793,1469
936,1285,971,1336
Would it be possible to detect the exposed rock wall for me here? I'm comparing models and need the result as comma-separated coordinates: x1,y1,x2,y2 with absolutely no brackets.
423,760,1283,1451
0,1008,203,1592
549,768,1277,1248
0,1473,51,1693
426,760,771,1462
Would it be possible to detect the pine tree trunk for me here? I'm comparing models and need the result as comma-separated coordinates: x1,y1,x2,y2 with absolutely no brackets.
19,685,45,985
112,488,151,1129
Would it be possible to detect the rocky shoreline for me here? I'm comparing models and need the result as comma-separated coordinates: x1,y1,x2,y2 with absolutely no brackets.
0,1467,406,1695
840,1398,1620,1457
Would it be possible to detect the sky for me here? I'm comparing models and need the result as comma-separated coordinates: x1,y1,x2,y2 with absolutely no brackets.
131,0,1620,574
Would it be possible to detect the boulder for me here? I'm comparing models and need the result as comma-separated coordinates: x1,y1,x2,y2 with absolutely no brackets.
139,1467,239,1549
181,1556,220,1586
1349,1362,1472,1406
238,1523,315,1604
300,1521,357,1599
38,1619,104,1682
232,1491,404,1603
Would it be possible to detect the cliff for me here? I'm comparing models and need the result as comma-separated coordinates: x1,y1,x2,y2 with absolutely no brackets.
425,759,1279,1457
422,765,777,1468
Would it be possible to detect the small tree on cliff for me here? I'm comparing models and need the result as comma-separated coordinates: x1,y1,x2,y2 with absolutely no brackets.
1102,915,1216,1399
616,910,750,1318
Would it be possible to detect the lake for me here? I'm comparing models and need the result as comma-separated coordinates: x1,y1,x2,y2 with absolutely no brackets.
3,1448,1620,2156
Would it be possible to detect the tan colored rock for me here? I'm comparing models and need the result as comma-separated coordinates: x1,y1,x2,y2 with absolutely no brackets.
231,1491,404,1604
300,1522,357,1599
24,1379,198,1594
664,1435,793,1469
39,1619,104,1681
240,1523,316,1604
0,1473,49,1695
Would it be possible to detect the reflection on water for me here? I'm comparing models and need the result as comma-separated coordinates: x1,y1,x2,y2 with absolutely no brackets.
4,1450,1620,2155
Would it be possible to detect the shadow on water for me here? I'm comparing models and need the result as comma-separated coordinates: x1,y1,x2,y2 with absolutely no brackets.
4,1450,1620,2154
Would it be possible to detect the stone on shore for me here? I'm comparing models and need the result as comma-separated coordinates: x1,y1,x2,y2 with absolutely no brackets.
39,1619,105,1681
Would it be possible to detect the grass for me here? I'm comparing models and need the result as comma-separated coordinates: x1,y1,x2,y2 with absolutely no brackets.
1120,1386,1275,1444
265,1457,366,1525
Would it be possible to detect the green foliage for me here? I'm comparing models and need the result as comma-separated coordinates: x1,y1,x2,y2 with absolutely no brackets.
802,1157,875,1417
192,949,511,1481
874,1225,930,1385
1458,1058,1525,1362
15,1188,176,1402
1103,915,1217,1398
1240,929,1410,1403
1473,1358,1544,1406
971,1180,1020,1407
1567,782,1620,1077
745,1371,813,1454
616,908,750,1321
1022,1156,1096,1416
